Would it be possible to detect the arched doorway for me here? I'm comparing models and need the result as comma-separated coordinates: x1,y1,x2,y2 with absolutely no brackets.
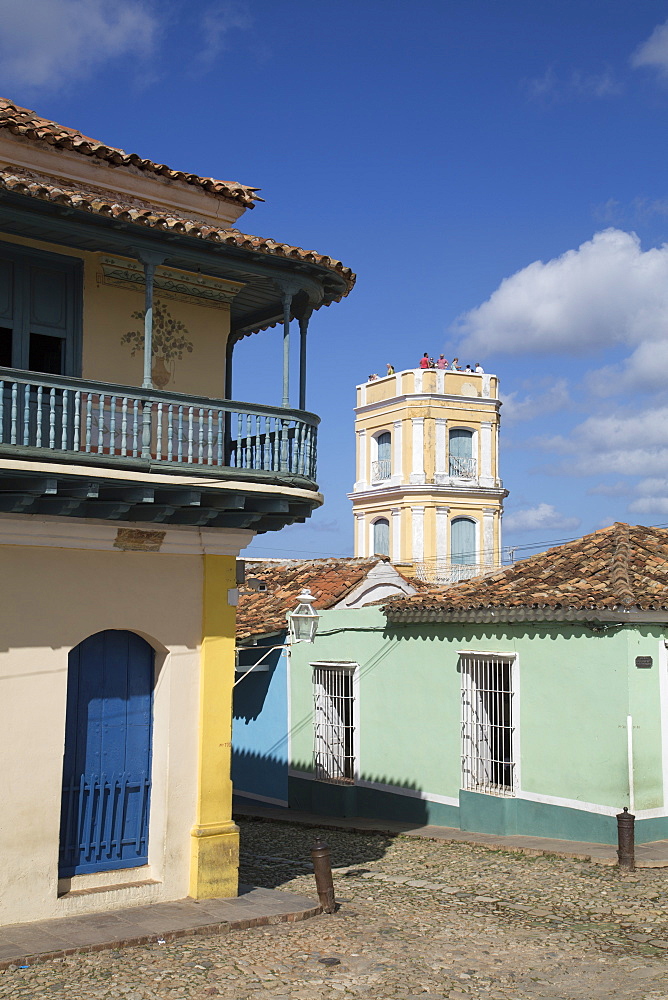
59,630,154,877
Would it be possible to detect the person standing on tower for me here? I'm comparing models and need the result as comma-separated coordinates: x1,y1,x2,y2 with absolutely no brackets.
419,353,430,369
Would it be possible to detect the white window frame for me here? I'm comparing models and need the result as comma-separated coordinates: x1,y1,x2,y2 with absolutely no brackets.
450,515,479,566
370,515,390,557
311,661,360,784
371,429,392,482
459,651,517,797
448,425,478,479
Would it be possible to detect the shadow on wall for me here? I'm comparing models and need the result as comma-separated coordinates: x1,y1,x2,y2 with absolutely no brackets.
233,642,283,723
232,746,288,805
288,764,432,829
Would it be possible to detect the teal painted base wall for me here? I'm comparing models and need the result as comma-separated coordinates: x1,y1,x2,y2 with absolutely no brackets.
288,777,668,845
289,776,458,827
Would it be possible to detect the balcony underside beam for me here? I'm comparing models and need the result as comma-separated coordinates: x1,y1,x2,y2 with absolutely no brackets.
0,469,316,531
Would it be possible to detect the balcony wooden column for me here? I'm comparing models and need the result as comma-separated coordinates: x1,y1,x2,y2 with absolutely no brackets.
298,308,312,411
138,252,165,458
281,291,292,408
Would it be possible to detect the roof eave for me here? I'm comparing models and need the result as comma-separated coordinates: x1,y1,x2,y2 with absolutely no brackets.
384,605,668,625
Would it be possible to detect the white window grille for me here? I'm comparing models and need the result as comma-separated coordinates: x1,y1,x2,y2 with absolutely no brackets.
460,653,515,797
372,459,392,480
372,431,392,481
312,663,356,783
449,455,477,478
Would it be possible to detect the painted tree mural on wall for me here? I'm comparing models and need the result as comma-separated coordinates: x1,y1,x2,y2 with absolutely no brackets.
121,302,194,388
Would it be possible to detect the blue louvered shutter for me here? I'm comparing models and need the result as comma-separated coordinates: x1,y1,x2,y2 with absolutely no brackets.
373,518,390,556
451,517,476,565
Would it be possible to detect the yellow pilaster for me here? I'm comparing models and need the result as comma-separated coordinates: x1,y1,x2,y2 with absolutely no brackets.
190,553,239,899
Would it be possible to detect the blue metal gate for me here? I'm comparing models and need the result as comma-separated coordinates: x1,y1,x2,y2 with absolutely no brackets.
59,630,154,877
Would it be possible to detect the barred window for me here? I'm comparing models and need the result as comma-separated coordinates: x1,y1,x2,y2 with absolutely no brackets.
460,653,515,797
312,662,356,784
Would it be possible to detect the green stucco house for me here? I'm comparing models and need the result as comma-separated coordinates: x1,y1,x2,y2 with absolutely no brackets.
288,522,668,845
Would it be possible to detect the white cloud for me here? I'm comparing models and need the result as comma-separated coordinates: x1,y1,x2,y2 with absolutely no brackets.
627,477,668,515
501,378,571,427
555,408,668,453
451,229,668,360
628,497,668,515
198,1,252,68
636,477,668,495
587,481,631,497
587,337,668,396
504,503,580,533
538,406,668,477
0,0,157,91
528,66,621,101
593,196,668,227
631,19,668,78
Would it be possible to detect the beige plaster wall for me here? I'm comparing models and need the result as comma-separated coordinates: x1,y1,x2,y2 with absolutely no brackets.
0,544,203,926
0,233,231,399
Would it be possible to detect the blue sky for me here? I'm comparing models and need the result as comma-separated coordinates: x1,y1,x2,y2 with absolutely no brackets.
3,0,668,560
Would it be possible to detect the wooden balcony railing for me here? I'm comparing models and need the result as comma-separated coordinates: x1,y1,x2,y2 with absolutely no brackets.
0,369,319,481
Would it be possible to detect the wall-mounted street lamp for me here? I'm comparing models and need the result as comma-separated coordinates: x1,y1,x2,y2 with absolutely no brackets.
288,588,320,644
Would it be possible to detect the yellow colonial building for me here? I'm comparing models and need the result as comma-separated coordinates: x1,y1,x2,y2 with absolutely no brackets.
349,367,507,582
0,98,353,927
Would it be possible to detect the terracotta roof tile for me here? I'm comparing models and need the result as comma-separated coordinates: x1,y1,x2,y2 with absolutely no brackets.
384,523,668,621
237,557,399,641
0,167,356,299
0,167,355,298
0,98,260,207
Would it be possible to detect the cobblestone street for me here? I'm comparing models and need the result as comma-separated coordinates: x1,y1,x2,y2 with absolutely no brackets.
3,819,668,999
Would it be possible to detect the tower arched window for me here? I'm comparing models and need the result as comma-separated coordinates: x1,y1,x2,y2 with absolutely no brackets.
451,517,476,566
372,431,391,481
449,428,476,478
373,517,390,556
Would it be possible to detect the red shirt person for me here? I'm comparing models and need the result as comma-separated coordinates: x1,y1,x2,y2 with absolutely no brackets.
419,353,430,369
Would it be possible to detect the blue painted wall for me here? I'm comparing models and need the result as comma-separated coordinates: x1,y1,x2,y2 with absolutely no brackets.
232,633,289,806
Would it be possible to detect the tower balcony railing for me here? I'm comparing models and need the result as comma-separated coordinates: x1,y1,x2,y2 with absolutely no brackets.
371,458,392,481
0,368,318,481
449,456,477,479
415,561,499,585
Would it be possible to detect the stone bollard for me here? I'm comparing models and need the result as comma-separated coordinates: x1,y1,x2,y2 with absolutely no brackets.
617,806,635,871
311,838,336,913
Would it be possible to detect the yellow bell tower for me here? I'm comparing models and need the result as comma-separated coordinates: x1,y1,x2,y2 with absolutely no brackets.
348,367,507,582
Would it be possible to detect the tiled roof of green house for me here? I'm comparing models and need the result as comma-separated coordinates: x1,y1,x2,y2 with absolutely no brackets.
384,523,668,623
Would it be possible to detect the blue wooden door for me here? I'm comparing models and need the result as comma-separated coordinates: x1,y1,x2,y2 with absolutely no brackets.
59,630,154,877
